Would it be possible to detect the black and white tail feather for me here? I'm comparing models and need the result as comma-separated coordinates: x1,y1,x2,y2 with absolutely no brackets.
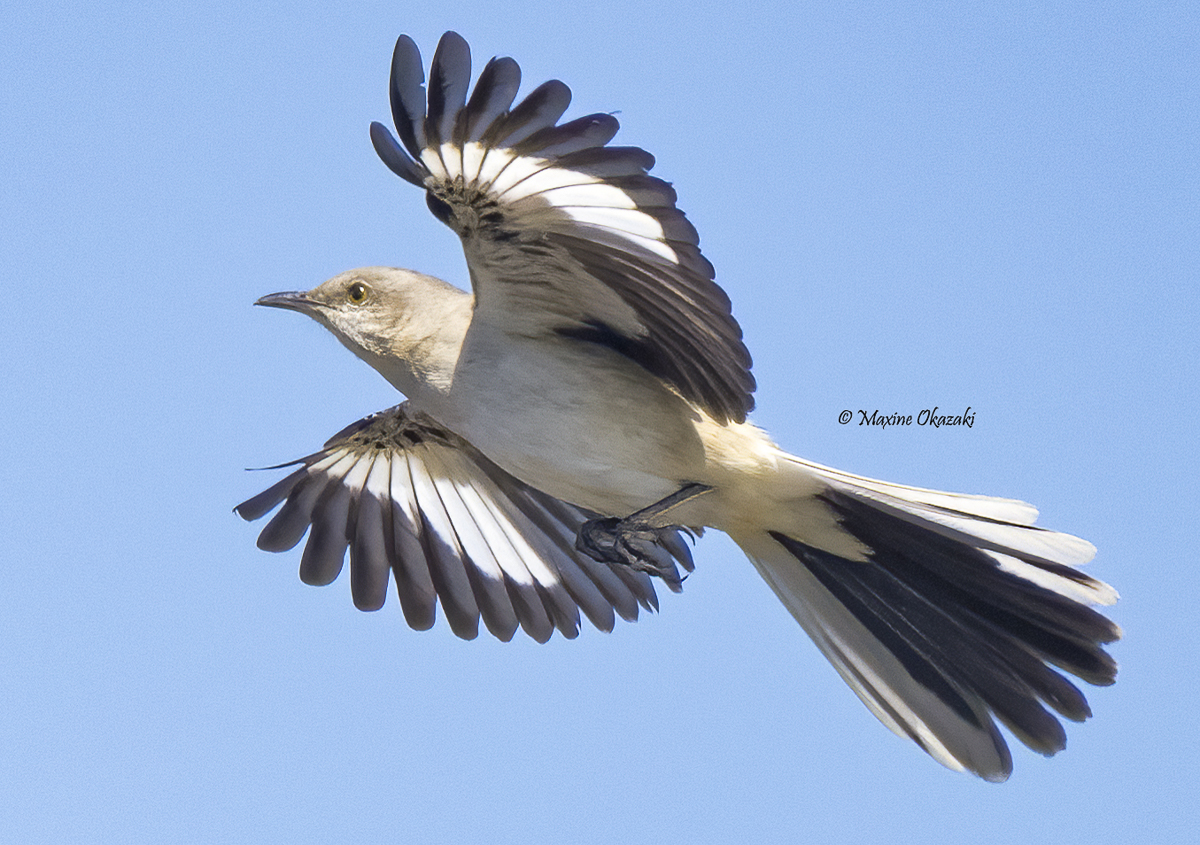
238,31,1119,783
733,456,1118,781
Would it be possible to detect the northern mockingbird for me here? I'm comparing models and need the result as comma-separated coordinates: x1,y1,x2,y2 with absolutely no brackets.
237,31,1119,781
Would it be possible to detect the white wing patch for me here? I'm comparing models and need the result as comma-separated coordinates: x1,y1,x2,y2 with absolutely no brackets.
370,31,757,423
235,404,689,642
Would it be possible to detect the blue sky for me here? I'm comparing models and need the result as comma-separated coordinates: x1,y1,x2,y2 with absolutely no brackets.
2,1,1196,842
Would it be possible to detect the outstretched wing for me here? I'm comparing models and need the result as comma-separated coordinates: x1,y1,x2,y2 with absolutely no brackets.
235,404,694,643
369,32,755,424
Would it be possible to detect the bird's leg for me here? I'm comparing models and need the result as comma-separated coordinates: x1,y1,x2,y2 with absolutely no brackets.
576,483,712,585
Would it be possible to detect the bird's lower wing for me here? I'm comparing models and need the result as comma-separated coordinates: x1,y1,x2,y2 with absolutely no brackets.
236,404,693,642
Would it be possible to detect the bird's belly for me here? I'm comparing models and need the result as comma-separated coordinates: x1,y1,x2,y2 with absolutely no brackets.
434,333,709,516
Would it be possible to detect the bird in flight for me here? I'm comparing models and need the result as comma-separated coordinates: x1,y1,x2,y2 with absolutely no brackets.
237,31,1119,781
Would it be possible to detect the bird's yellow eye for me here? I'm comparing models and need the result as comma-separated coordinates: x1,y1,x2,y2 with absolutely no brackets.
347,281,370,304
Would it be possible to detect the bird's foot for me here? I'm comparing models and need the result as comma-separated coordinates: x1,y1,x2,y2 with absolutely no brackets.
575,483,711,589
577,516,687,584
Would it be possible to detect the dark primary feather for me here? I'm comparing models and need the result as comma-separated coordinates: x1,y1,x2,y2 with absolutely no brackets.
404,452,484,639
461,56,522,143
300,482,352,586
350,491,392,611
554,145,658,177
426,31,471,150
486,80,573,149
369,32,756,424
234,405,691,642
514,114,621,158
384,458,439,631
388,34,427,160
371,121,425,186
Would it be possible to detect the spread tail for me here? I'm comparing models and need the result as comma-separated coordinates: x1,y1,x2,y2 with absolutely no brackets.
730,458,1119,781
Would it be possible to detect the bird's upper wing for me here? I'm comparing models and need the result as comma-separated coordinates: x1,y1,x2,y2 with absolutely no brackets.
235,404,693,643
369,32,755,424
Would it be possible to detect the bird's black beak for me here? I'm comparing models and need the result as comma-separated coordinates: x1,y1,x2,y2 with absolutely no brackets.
254,291,318,314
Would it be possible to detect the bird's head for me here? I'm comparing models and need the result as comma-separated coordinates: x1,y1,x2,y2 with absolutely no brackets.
255,266,470,397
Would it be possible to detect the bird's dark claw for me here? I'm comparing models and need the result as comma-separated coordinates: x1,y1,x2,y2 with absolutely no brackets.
574,483,712,590
576,516,687,588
